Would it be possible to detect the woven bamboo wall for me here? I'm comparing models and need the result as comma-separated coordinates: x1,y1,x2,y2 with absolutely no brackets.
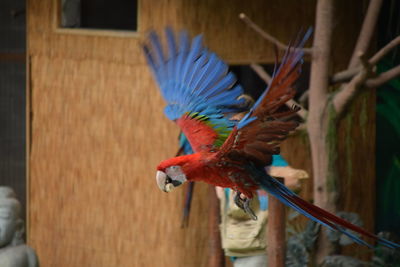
27,0,372,266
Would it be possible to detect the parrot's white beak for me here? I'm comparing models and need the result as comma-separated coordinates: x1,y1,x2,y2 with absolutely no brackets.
156,171,173,192
156,166,187,193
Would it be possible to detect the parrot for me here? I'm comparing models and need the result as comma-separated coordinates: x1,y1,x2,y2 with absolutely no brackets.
142,28,400,249
178,132,292,227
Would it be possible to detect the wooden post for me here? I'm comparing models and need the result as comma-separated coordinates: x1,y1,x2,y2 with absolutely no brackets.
267,177,286,267
208,185,225,267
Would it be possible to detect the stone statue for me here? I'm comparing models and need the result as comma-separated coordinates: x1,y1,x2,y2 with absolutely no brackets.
0,186,38,267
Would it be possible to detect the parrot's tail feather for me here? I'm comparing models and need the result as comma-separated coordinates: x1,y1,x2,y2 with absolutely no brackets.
259,175,400,249
181,181,195,228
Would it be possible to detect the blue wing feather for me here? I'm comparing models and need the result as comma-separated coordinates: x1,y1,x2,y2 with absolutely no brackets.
205,85,244,107
175,31,190,83
190,53,220,94
165,28,177,82
204,72,236,98
143,29,246,124
195,58,227,92
182,35,204,84
186,52,209,88
165,28,177,58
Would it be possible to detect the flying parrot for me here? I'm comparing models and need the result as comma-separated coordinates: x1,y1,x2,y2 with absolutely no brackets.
178,132,293,227
142,28,400,249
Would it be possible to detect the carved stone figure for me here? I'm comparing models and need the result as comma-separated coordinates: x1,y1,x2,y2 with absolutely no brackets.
0,187,38,267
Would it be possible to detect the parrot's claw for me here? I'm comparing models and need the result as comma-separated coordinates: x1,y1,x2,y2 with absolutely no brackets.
234,192,258,221
243,198,257,220
234,192,245,210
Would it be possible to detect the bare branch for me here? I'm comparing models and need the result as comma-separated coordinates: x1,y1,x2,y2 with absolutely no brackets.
369,36,400,65
333,52,372,115
249,63,308,120
299,90,309,106
333,33,400,115
287,99,308,120
333,63,400,115
331,68,362,84
331,35,400,84
239,13,313,54
348,0,383,68
365,65,400,88
359,52,371,71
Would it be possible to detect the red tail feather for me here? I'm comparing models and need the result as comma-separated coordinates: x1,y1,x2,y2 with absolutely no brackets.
288,195,378,241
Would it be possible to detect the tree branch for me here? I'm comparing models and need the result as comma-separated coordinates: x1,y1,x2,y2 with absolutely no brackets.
239,13,313,54
333,53,372,115
365,64,400,88
333,34,400,115
330,68,361,84
348,0,383,68
331,35,400,84
298,90,309,106
369,36,400,65
249,63,308,120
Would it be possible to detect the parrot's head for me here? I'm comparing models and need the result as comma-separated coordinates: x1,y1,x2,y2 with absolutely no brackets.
156,165,187,193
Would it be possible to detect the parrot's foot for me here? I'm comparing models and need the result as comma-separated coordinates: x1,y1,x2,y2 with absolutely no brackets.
243,198,257,221
234,192,258,221
233,192,245,209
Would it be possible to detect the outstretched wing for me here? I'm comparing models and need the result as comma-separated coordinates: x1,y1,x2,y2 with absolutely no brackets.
143,28,246,152
217,29,312,166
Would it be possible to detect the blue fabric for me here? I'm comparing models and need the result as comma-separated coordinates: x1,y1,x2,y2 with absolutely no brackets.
271,154,288,167
224,188,230,201
224,188,231,212
258,193,268,211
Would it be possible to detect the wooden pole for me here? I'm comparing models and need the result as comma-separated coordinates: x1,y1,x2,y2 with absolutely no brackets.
267,177,286,267
208,185,225,267
307,0,337,264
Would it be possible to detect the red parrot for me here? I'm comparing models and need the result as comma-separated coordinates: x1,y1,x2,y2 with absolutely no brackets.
142,28,400,249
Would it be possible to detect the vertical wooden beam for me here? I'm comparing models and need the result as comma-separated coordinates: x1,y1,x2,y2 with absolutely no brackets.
267,177,286,267
208,185,225,267
26,53,31,242
308,0,336,264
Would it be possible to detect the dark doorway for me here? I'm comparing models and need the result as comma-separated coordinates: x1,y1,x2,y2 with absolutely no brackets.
61,0,138,31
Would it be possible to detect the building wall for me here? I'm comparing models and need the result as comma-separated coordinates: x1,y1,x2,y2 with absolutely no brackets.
27,0,372,266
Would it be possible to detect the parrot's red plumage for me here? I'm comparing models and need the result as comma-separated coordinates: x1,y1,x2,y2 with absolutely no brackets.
143,28,400,249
